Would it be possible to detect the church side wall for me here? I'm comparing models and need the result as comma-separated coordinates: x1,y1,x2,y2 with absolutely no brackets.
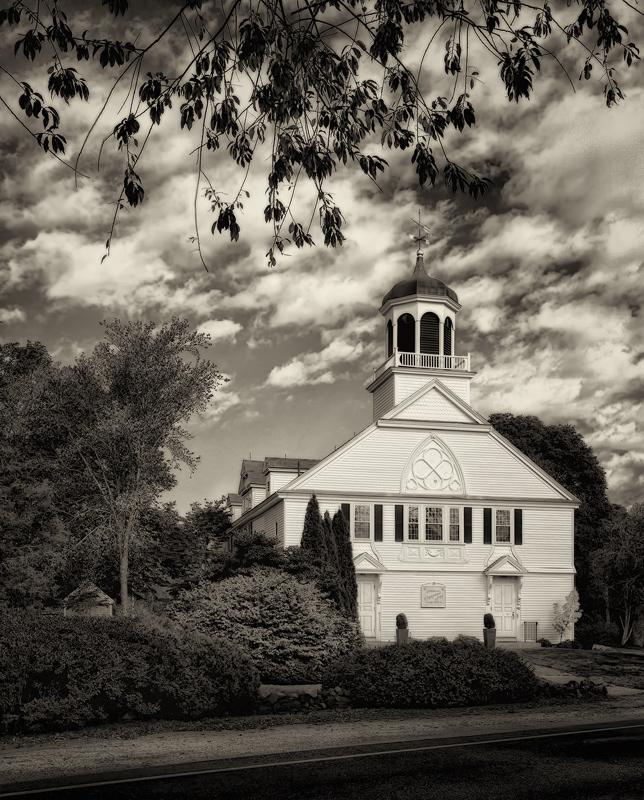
283,497,309,547
519,573,576,643
379,571,487,642
253,501,285,545
373,378,395,421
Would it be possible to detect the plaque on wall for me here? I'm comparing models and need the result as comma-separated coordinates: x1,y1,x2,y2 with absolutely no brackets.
421,582,446,608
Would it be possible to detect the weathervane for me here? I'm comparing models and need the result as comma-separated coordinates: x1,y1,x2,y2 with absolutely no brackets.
409,211,431,253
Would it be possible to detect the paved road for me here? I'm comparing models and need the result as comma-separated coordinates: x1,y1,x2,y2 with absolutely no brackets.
3,721,644,800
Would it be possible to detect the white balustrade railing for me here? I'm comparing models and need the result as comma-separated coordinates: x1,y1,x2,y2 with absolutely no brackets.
373,350,471,380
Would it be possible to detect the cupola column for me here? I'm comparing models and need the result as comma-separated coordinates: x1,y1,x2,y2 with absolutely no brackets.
415,316,421,355
439,318,444,357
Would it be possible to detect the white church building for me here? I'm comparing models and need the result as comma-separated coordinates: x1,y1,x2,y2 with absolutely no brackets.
228,251,579,644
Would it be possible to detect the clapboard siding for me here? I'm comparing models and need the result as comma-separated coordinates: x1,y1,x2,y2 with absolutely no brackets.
519,573,575,642
373,377,395,421
270,471,299,492
249,486,267,508
259,501,285,546
283,496,310,547
393,389,473,422
520,507,575,569
379,572,488,642
394,373,471,406
435,376,471,404
291,428,564,499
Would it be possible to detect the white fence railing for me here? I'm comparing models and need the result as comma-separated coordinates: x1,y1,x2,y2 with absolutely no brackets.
373,350,471,380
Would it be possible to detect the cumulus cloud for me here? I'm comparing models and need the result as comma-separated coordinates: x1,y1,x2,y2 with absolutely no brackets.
0,307,26,324
265,317,380,388
198,319,243,343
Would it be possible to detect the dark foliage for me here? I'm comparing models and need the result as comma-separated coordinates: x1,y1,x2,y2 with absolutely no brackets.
169,566,363,684
0,609,259,734
300,495,327,564
203,530,319,583
483,613,495,629
574,618,622,650
324,636,538,708
332,509,358,620
489,413,614,618
0,0,637,264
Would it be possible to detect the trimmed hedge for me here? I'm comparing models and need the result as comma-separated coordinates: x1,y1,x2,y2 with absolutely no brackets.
574,618,621,650
0,609,260,734
170,566,363,684
323,636,538,708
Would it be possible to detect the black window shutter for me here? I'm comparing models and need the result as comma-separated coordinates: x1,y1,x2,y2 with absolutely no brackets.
483,508,492,544
464,507,472,544
395,505,404,542
514,509,523,546
374,505,383,541
341,503,350,522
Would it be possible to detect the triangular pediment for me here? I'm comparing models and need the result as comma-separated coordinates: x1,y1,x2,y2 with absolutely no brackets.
384,380,486,424
354,551,387,573
484,554,528,575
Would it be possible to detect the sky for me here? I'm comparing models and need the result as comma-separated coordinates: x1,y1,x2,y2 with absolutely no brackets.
1,0,643,512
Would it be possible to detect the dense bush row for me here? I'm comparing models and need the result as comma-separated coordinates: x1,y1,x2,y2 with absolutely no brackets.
574,619,622,649
0,609,259,734
170,566,363,684
324,636,538,708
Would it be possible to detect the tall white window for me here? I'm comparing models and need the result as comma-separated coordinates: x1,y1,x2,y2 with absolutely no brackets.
354,505,371,539
449,508,460,541
496,509,511,542
425,507,443,540
408,506,419,540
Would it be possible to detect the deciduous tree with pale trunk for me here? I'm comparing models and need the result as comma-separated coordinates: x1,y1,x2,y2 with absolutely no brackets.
46,318,225,614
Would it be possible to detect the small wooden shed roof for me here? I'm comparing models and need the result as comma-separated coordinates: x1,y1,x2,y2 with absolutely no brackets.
63,582,115,608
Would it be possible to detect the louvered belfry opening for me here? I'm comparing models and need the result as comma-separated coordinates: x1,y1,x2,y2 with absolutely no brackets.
397,313,415,353
444,317,453,356
420,312,440,354
387,320,394,357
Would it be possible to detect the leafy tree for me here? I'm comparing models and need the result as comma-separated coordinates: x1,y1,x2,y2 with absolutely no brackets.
169,565,363,683
183,497,232,553
0,342,68,606
592,504,644,645
552,589,582,642
489,413,613,618
0,0,639,264
332,509,358,620
43,319,225,614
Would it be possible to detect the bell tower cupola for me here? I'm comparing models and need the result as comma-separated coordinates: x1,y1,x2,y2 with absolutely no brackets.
366,242,475,421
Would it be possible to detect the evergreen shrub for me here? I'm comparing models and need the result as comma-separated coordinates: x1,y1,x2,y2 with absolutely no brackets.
574,618,621,650
323,637,538,708
170,566,363,683
0,608,259,734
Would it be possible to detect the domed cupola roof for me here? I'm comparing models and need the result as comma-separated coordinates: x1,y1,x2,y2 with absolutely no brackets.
382,252,458,305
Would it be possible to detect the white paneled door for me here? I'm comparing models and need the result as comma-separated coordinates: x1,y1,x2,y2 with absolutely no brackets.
492,577,517,638
357,577,377,638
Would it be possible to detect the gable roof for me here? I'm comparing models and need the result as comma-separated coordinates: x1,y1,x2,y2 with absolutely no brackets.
484,553,528,575
239,460,265,493
383,379,487,425
227,492,242,505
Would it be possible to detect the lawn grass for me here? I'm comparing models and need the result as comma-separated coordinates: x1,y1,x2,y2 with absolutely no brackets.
519,647,644,689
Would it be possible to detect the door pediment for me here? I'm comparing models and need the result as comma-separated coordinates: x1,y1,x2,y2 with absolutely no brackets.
484,554,527,575
354,551,387,573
